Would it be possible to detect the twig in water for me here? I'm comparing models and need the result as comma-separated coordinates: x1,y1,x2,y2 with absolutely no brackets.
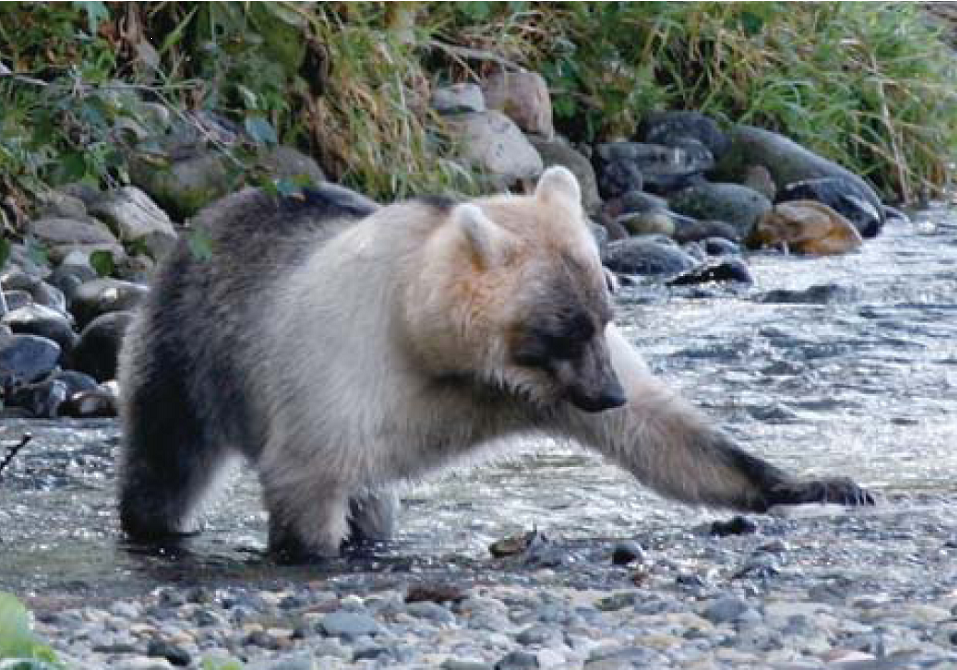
0,433,32,482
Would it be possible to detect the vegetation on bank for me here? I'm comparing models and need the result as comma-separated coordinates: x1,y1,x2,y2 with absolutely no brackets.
0,1,955,225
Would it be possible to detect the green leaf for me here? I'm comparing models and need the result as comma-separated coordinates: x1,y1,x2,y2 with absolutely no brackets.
89,250,115,278
0,593,41,660
186,228,214,262
244,117,277,146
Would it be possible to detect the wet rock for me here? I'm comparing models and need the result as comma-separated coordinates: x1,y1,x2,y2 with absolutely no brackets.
756,282,856,305
713,125,883,223
494,649,539,670
639,110,730,161
7,378,69,418
0,334,62,384
602,238,698,276
1,290,32,312
748,200,863,255
515,624,559,646
711,516,759,537
669,182,772,238
529,137,601,214
432,83,486,114
257,146,325,186
130,151,235,220
448,111,543,186
146,640,191,667
617,210,676,237
406,601,455,624
668,259,753,285
48,259,99,303
489,529,538,558
318,611,381,640
777,177,883,238
611,540,645,566
595,142,711,197
702,596,753,624
883,205,910,226
89,186,178,259
1,271,66,312
673,218,740,244
405,583,467,604
703,237,741,256
2,304,77,355
70,278,147,330
482,71,554,138
70,310,135,381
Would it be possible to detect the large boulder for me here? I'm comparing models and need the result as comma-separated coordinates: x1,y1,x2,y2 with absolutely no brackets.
712,125,884,227
528,137,601,214
668,182,772,238
130,151,236,221
447,111,543,186
481,71,554,138
747,200,863,255
89,187,178,260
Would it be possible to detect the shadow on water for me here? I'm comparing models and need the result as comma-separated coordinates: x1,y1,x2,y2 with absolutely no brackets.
2,206,956,607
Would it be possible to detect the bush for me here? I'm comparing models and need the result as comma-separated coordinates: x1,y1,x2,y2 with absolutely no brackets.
0,1,954,214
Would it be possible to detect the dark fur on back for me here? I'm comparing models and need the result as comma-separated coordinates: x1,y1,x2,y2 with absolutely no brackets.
117,184,377,540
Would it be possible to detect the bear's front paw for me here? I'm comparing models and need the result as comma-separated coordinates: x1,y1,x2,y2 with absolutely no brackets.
767,476,875,507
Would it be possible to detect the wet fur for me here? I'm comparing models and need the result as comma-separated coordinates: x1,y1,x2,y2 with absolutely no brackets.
118,169,869,559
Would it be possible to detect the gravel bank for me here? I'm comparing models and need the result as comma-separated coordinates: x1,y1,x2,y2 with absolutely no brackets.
31,492,957,670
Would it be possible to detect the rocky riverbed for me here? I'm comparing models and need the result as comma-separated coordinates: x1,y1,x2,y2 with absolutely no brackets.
26,494,957,670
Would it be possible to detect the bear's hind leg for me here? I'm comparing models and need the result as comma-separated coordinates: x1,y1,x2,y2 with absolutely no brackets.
118,371,231,541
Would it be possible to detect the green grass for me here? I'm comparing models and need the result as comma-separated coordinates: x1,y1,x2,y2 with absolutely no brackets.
0,1,954,214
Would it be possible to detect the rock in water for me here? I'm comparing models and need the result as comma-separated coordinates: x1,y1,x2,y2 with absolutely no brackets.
602,238,698,276
776,177,884,238
668,182,772,239
748,200,863,255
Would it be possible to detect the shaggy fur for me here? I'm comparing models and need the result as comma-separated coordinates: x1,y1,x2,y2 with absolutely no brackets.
118,167,870,560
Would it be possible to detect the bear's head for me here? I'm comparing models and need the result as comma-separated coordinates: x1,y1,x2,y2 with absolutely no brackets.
411,166,625,414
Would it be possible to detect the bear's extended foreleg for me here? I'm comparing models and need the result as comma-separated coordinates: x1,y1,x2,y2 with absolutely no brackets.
564,326,872,510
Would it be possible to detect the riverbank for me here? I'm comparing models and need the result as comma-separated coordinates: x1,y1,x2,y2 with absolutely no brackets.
28,491,957,670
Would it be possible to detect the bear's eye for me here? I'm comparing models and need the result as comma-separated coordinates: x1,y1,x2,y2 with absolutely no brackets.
513,314,595,367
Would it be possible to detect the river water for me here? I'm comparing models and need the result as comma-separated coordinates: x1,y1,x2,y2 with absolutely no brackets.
1,206,955,607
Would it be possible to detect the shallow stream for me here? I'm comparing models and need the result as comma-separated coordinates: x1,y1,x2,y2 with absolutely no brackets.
2,207,955,609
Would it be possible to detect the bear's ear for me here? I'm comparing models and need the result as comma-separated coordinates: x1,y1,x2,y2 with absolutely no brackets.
535,165,582,210
453,203,516,269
